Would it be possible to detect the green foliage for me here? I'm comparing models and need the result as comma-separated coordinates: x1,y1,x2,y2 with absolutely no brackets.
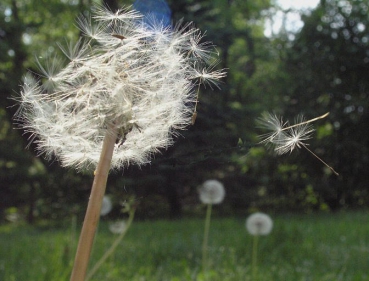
1,0,369,221
1,212,369,280
281,0,369,208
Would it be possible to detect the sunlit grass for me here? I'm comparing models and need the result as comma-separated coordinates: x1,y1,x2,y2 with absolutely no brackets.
0,212,368,280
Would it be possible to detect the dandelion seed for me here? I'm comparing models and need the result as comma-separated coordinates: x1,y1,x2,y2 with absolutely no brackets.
193,61,226,89
75,15,106,41
185,30,215,62
257,112,339,176
93,4,141,24
257,112,288,146
57,38,90,63
274,115,315,155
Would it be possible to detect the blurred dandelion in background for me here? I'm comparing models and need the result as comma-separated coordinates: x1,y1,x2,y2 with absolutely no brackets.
87,198,136,281
100,196,112,216
199,179,226,205
246,212,273,281
199,179,225,277
246,212,273,236
109,220,127,234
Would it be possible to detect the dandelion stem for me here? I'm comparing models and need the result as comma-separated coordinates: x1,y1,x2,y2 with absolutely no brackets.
70,126,118,281
86,205,136,281
202,203,212,278
302,144,339,176
282,112,330,131
251,235,259,281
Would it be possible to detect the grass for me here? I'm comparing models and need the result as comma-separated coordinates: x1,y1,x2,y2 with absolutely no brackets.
0,211,368,280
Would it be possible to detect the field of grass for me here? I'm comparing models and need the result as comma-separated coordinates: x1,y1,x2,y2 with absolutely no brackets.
0,211,368,281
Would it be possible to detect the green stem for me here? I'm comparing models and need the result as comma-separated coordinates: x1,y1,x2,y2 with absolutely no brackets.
202,203,213,277
251,235,259,281
86,207,136,281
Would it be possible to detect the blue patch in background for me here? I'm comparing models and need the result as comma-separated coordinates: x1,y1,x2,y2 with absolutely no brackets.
133,0,172,27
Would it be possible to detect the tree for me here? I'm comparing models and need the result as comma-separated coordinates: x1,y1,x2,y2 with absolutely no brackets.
0,0,97,222
281,0,369,208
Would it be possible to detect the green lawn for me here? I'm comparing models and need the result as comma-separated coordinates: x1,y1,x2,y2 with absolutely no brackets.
0,212,368,280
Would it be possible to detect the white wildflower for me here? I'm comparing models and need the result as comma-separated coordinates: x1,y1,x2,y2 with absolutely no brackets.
15,5,225,170
199,179,225,204
246,212,273,236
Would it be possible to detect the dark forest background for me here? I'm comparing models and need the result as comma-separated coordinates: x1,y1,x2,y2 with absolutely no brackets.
1,0,368,223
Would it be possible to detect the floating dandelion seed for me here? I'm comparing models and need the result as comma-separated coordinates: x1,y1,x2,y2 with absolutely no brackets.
257,112,339,176
274,115,315,155
257,112,287,146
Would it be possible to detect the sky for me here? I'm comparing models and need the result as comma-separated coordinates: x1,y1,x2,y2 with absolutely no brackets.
264,0,320,37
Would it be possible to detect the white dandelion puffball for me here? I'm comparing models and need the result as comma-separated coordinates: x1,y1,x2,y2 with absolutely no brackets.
15,5,225,170
199,179,225,204
246,212,273,236
100,196,113,216
109,220,126,234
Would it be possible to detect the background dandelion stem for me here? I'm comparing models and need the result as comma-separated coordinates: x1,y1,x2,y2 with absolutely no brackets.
70,126,118,281
86,205,136,281
202,203,213,277
251,234,259,281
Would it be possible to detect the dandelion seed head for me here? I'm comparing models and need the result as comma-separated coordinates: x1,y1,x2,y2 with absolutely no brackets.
199,179,225,205
246,212,273,236
15,5,225,170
